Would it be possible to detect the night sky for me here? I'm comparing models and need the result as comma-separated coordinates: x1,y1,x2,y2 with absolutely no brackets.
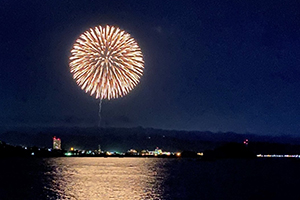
1,0,300,136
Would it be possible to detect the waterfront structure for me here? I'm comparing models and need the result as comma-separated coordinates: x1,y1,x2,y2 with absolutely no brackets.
53,136,61,150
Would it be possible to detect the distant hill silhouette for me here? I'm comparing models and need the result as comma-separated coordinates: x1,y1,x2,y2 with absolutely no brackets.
0,126,300,153
213,142,256,159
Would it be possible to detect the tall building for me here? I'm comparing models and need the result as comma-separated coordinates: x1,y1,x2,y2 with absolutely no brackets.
98,144,101,154
53,136,61,150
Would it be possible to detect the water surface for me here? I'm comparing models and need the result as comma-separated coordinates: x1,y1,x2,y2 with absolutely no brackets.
1,157,300,199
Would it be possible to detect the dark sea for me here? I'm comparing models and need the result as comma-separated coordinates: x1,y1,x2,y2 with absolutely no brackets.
0,157,300,200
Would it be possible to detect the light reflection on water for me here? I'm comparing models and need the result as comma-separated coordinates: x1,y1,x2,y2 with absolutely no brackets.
1,158,300,199
43,158,168,200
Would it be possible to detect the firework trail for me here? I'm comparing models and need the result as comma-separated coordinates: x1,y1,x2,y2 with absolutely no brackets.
98,99,102,127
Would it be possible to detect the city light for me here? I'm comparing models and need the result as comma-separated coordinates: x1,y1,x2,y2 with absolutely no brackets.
53,136,61,150
257,154,300,158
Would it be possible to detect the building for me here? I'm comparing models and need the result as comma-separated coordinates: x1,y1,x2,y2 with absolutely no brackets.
154,147,162,155
127,149,138,155
53,136,61,150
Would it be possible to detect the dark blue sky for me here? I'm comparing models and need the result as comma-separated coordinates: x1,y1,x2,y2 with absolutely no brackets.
1,0,300,136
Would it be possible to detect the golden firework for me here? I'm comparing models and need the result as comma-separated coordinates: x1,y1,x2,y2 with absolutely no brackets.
69,25,144,100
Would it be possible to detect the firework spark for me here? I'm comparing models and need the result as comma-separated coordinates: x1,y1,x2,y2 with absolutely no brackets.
69,25,144,100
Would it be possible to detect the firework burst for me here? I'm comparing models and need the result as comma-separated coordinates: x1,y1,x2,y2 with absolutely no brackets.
69,25,144,100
